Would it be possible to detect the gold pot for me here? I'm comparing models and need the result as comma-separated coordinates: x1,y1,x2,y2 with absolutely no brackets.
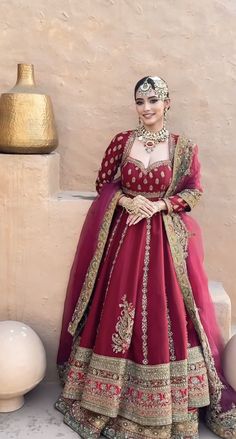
0,64,58,153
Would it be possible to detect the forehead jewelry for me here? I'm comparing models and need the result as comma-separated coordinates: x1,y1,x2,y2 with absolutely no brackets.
138,76,169,101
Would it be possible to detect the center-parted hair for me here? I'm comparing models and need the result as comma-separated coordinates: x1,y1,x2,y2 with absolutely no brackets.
134,76,169,100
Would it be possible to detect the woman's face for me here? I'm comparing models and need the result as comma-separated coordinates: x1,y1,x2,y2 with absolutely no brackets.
135,87,170,130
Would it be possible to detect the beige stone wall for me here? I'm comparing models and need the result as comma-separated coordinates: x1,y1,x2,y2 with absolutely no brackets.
0,0,236,320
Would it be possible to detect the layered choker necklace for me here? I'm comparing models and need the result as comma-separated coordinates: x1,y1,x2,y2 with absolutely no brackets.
136,125,169,153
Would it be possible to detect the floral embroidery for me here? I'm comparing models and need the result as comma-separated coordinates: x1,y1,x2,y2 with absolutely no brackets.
60,346,209,426
112,295,135,354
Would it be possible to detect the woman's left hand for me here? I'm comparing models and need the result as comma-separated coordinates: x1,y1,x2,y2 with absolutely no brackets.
127,200,167,226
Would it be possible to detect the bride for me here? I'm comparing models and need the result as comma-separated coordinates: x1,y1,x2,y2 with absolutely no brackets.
55,76,236,439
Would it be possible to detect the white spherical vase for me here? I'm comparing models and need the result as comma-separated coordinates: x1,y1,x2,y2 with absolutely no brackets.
222,334,236,391
0,321,46,412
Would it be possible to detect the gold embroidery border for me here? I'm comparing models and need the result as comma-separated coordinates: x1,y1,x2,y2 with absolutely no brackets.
122,187,166,199
68,190,122,335
103,410,199,439
171,213,189,260
164,135,194,198
63,346,209,425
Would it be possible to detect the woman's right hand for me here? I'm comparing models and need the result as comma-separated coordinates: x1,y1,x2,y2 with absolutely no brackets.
119,194,156,217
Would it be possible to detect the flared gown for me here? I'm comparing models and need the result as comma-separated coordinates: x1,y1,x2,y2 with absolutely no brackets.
55,131,236,439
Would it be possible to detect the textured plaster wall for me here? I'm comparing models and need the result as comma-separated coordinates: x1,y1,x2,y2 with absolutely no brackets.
0,1,236,320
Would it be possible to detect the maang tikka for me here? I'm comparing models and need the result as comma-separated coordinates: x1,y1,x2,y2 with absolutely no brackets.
138,76,169,100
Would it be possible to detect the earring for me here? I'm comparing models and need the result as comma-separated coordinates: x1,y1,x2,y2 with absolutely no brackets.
164,108,168,124
138,116,142,127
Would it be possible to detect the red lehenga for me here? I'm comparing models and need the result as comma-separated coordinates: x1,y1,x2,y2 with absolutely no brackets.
55,131,236,439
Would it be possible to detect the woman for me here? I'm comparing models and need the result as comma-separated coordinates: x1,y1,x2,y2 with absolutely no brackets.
55,76,236,438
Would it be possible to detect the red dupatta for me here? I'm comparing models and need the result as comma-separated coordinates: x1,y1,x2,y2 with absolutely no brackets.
57,180,122,367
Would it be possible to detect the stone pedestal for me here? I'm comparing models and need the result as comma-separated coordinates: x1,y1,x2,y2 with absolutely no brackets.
0,152,60,200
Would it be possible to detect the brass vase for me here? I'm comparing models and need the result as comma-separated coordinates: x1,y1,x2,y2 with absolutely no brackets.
0,64,58,153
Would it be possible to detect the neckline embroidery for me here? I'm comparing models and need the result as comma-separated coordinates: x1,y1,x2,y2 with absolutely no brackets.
121,131,175,174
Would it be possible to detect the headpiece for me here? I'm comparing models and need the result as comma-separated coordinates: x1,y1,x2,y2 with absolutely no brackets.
137,76,169,100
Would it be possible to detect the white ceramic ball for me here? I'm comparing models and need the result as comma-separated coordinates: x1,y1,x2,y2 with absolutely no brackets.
0,321,46,412
222,334,236,391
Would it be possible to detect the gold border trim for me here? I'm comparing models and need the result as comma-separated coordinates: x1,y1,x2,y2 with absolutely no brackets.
164,135,194,198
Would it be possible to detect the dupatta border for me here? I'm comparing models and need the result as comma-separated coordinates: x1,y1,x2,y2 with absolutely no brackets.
68,189,122,336
163,135,236,437
164,134,194,198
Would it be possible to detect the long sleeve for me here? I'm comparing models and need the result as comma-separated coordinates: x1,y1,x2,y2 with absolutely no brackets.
163,144,203,214
95,132,129,194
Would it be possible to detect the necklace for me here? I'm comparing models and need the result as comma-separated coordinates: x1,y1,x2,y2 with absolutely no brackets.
136,125,169,153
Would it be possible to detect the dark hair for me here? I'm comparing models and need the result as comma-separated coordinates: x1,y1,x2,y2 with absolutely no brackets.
134,76,169,99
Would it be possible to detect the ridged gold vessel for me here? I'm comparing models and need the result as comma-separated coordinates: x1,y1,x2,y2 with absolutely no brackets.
0,64,58,153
